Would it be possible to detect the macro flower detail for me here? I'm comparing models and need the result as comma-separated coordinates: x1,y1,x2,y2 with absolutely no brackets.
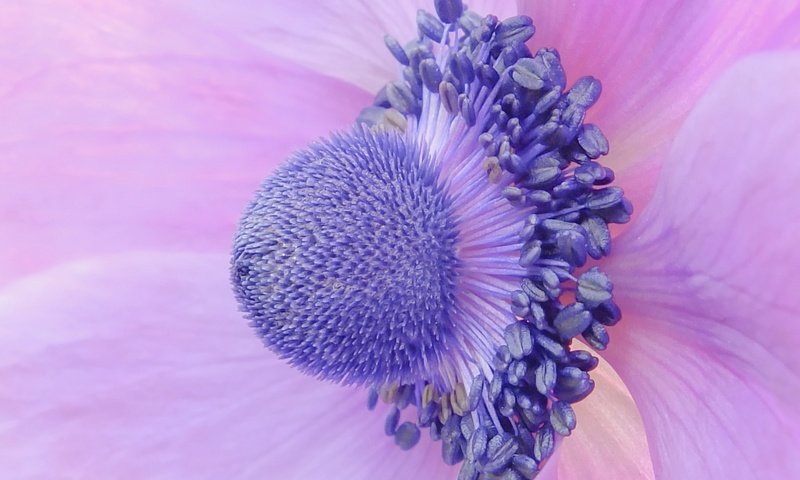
232,1,631,476
2,1,799,479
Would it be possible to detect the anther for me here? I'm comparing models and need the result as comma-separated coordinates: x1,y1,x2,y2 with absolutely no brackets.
434,0,464,24
420,58,444,93
395,422,422,450
417,9,446,42
384,35,410,66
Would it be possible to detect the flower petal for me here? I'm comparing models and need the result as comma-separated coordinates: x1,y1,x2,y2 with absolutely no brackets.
603,52,800,478
182,0,518,93
519,0,800,169
0,252,456,479
0,1,371,283
557,357,654,480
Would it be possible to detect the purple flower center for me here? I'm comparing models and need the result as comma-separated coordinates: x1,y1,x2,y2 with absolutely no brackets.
231,0,632,477
232,127,464,387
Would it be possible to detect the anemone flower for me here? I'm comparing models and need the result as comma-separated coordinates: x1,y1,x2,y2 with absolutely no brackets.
1,1,798,479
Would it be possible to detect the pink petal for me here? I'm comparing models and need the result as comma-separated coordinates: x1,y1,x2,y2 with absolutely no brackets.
0,2,371,284
519,0,800,170
0,252,457,479
557,356,654,480
177,0,518,93
603,52,800,478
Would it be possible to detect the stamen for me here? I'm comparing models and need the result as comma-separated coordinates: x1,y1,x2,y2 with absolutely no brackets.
232,1,632,478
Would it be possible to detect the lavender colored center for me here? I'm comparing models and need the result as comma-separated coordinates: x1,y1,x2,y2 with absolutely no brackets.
232,127,461,386
231,0,633,476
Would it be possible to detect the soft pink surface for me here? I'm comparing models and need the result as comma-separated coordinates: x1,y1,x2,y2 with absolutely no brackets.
0,2,370,284
187,0,518,93
519,0,800,170
604,52,800,479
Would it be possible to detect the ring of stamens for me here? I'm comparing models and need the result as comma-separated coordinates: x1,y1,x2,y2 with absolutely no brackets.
356,1,631,477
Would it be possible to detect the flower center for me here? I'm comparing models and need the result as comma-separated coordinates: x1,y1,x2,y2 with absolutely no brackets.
232,127,463,387
231,0,632,478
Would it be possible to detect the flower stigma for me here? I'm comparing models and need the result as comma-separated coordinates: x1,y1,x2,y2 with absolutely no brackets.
231,0,632,477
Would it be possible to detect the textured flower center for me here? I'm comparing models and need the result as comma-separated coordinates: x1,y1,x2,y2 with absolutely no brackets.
231,0,632,477
232,128,463,386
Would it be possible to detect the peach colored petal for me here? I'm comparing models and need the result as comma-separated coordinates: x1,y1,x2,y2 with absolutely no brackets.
557,356,654,480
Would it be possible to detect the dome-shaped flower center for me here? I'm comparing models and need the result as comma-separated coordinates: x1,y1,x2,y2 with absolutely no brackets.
232,127,463,386
232,0,633,477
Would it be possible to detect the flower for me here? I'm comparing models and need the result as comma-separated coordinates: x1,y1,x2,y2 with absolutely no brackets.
0,1,798,479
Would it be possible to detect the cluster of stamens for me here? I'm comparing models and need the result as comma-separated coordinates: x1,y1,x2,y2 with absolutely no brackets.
231,0,632,477
358,1,631,478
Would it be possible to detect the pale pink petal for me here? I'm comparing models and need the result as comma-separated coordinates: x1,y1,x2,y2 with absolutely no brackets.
0,2,371,284
182,0,518,93
603,52,800,478
187,1,420,93
557,357,654,480
608,153,663,231
0,252,457,479
519,0,800,170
